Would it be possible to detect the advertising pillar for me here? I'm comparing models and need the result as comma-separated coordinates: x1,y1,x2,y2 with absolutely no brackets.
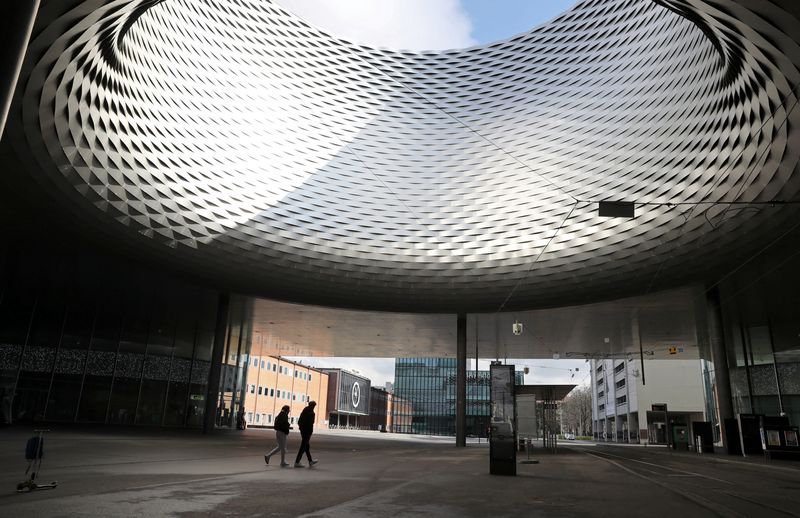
489,362,516,475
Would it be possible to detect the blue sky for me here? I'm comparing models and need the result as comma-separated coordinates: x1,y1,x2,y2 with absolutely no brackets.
463,0,577,44
277,0,578,50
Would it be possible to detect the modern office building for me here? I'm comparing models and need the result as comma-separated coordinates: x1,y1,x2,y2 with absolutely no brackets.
591,359,706,445
242,355,328,429
366,386,411,433
0,0,799,450
394,358,524,436
322,368,370,428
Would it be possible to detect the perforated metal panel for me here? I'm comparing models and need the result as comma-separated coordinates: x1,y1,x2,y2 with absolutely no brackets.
6,0,800,311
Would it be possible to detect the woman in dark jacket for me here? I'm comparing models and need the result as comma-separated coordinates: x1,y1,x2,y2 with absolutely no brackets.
265,405,291,467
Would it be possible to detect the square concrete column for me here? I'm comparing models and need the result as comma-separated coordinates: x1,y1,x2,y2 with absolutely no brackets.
456,313,467,447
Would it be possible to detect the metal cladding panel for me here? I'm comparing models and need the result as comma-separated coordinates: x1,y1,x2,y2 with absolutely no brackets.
337,370,371,416
4,0,800,312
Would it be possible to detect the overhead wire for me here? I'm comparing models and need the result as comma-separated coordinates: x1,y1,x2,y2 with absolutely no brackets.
635,78,800,295
339,42,800,341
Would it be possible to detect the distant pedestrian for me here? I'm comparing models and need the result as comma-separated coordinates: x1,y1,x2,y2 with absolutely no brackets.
265,405,291,467
294,401,318,467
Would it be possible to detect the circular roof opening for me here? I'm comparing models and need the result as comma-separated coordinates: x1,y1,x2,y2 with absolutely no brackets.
275,0,578,51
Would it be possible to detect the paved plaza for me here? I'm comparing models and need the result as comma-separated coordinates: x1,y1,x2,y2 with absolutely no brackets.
1,427,799,517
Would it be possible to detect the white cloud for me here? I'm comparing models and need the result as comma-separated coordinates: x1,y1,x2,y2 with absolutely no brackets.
474,358,589,387
275,0,477,51
287,356,589,390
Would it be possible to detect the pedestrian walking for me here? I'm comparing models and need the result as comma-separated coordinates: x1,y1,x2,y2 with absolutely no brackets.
265,405,291,467
294,401,317,467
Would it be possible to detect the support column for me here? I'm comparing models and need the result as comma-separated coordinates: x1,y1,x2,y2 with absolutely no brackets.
0,0,39,139
204,292,230,434
707,287,733,448
456,313,467,447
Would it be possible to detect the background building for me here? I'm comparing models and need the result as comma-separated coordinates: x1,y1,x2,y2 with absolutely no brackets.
367,387,389,431
394,358,523,436
323,368,370,428
366,386,413,433
389,393,412,434
243,355,328,429
591,359,706,445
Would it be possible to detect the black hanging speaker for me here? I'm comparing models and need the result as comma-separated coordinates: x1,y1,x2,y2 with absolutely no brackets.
598,201,635,218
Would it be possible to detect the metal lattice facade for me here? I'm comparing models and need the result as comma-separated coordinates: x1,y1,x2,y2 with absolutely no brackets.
4,0,800,311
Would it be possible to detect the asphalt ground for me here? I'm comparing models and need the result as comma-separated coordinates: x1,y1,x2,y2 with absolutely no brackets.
0,426,798,517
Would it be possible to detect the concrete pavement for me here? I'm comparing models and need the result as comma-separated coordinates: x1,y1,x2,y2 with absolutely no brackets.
0,426,798,517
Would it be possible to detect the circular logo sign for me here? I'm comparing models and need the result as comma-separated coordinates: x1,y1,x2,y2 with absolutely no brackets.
351,381,361,408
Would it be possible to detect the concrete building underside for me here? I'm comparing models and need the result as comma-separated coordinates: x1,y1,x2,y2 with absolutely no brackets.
1,0,799,445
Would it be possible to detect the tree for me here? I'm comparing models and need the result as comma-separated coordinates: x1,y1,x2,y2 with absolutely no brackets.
559,386,592,436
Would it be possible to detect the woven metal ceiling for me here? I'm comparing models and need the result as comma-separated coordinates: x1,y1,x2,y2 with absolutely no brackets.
6,0,800,311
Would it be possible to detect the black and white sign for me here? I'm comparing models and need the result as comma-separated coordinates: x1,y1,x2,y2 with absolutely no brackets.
352,381,361,407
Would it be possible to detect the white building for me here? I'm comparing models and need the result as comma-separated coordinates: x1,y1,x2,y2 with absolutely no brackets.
591,359,706,446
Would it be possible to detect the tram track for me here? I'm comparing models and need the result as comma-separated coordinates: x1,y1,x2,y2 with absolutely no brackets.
575,445,800,517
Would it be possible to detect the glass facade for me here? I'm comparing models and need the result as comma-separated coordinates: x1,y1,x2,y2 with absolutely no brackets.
214,298,252,428
718,242,800,427
393,358,523,436
0,239,220,428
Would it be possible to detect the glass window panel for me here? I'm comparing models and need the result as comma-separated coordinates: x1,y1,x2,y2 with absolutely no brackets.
13,372,49,423
14,283,68,422
138,378,167,425
0,277,37,346
109,304,149,424
29,288,67,349
747,326,773,366
60,298,94,351
46,369,84,422
108,378,139,424
47,292,96,422
77,374,112,423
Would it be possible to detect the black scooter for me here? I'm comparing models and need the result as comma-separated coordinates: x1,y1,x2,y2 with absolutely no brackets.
16,429,58,492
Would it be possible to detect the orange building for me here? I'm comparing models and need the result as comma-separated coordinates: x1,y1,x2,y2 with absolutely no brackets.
243,355,328,430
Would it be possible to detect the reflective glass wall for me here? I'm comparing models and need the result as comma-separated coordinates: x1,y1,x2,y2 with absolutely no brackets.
215,297,251,429
394,358,523,436
718,236,800,427
394,358,456,435
0,240,220,427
